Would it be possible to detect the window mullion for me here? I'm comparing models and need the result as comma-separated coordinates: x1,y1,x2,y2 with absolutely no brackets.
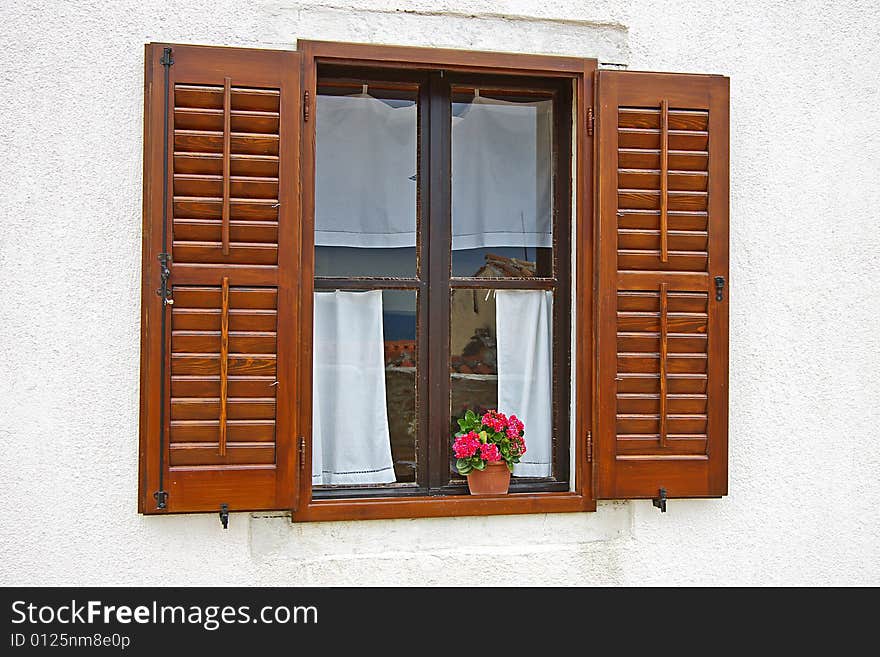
426,72,453,492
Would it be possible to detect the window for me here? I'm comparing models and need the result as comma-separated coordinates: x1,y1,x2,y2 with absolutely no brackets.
138,41,729,521
310,67,571,498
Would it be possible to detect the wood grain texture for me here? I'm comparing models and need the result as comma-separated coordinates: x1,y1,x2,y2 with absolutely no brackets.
595,69,729,500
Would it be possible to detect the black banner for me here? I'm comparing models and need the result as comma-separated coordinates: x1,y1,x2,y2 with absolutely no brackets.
0,587,864,652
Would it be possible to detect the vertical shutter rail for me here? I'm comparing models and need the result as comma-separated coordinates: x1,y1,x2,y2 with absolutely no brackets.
221,76,232,256
659,282,668,448
659,98,669,263
154,45,174,510
219,275,230,456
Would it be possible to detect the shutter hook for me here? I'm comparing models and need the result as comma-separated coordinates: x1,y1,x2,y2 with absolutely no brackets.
219,503,229,529
652,488,667,513
714,276,725,302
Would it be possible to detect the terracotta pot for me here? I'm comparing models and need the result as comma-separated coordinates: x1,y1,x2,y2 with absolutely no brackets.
466,461,511,495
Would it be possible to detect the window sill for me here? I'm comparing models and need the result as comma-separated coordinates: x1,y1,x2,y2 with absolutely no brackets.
292,492,596,522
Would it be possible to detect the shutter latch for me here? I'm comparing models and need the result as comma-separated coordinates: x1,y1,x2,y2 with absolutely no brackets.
153,489,168,509
652,488,668,513
587,106,594,136
219,503,229,530
157,252,174,306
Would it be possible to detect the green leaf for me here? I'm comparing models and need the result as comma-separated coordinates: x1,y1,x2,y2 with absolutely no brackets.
456,458,473,475
507,461,515,472
473,460,486,471
465,409,476,423
457,418,468,431
478,430,488,443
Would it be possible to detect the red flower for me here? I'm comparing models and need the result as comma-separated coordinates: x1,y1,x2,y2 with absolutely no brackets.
510,435,527,457
453,431,481,458
480,442,502,462
482,410,509,433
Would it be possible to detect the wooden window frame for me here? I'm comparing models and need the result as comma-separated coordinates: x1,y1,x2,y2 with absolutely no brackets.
294,41,597,521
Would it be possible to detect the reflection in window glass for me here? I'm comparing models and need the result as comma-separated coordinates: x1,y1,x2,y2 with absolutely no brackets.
451,90,554,278
315,84,418,277
312,289,418,487
449,288,553,480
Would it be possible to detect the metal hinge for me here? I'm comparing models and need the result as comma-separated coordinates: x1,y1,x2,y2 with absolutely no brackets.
586,430,593,462
299,436,306,475
587,106,594,136
303,90,310,122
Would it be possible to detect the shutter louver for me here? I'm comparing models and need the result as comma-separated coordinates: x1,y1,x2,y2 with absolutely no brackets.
595,71,729,500
140,44,301,514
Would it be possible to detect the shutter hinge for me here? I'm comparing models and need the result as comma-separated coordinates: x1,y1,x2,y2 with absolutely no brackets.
586,430,593,462
160,47,174,67
153,489,168,509
219,503,229,529
299,436,306,476
303,90,310,122
587,106,594,136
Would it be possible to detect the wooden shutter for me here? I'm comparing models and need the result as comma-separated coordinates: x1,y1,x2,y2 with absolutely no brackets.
594,71,729,499
139,44,301,513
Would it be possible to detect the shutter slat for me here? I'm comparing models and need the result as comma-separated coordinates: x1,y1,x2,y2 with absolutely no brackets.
140,43,301,514
171,375,277,398
172,398,277,420
173,153,280,177
595,70,728,500
172,219,278,244
172,331,277,353
617,210,708,231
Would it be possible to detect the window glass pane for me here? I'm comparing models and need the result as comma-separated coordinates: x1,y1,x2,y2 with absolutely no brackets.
315,81,419,277
312,289,418,488
449,288,553,480
451,88,554,278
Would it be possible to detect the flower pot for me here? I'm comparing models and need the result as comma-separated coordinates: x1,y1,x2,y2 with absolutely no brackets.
466,461,511,495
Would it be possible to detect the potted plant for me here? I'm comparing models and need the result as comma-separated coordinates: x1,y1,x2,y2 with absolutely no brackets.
452,409,527,495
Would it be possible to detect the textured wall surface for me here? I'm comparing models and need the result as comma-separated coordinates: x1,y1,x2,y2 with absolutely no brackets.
1,0,878,586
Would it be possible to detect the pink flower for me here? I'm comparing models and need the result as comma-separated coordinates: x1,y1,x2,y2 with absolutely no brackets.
509,434,527,457
508,415,524,433
480,442,502,462
453,431,481,458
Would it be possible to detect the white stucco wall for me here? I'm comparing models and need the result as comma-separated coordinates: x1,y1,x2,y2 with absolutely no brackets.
1,0,878,586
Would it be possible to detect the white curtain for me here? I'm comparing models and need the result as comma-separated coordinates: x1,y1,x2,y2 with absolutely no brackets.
314,93,551,250
315,94,417,248
451,95,552,250
312,290,396,485
496,290,554,477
